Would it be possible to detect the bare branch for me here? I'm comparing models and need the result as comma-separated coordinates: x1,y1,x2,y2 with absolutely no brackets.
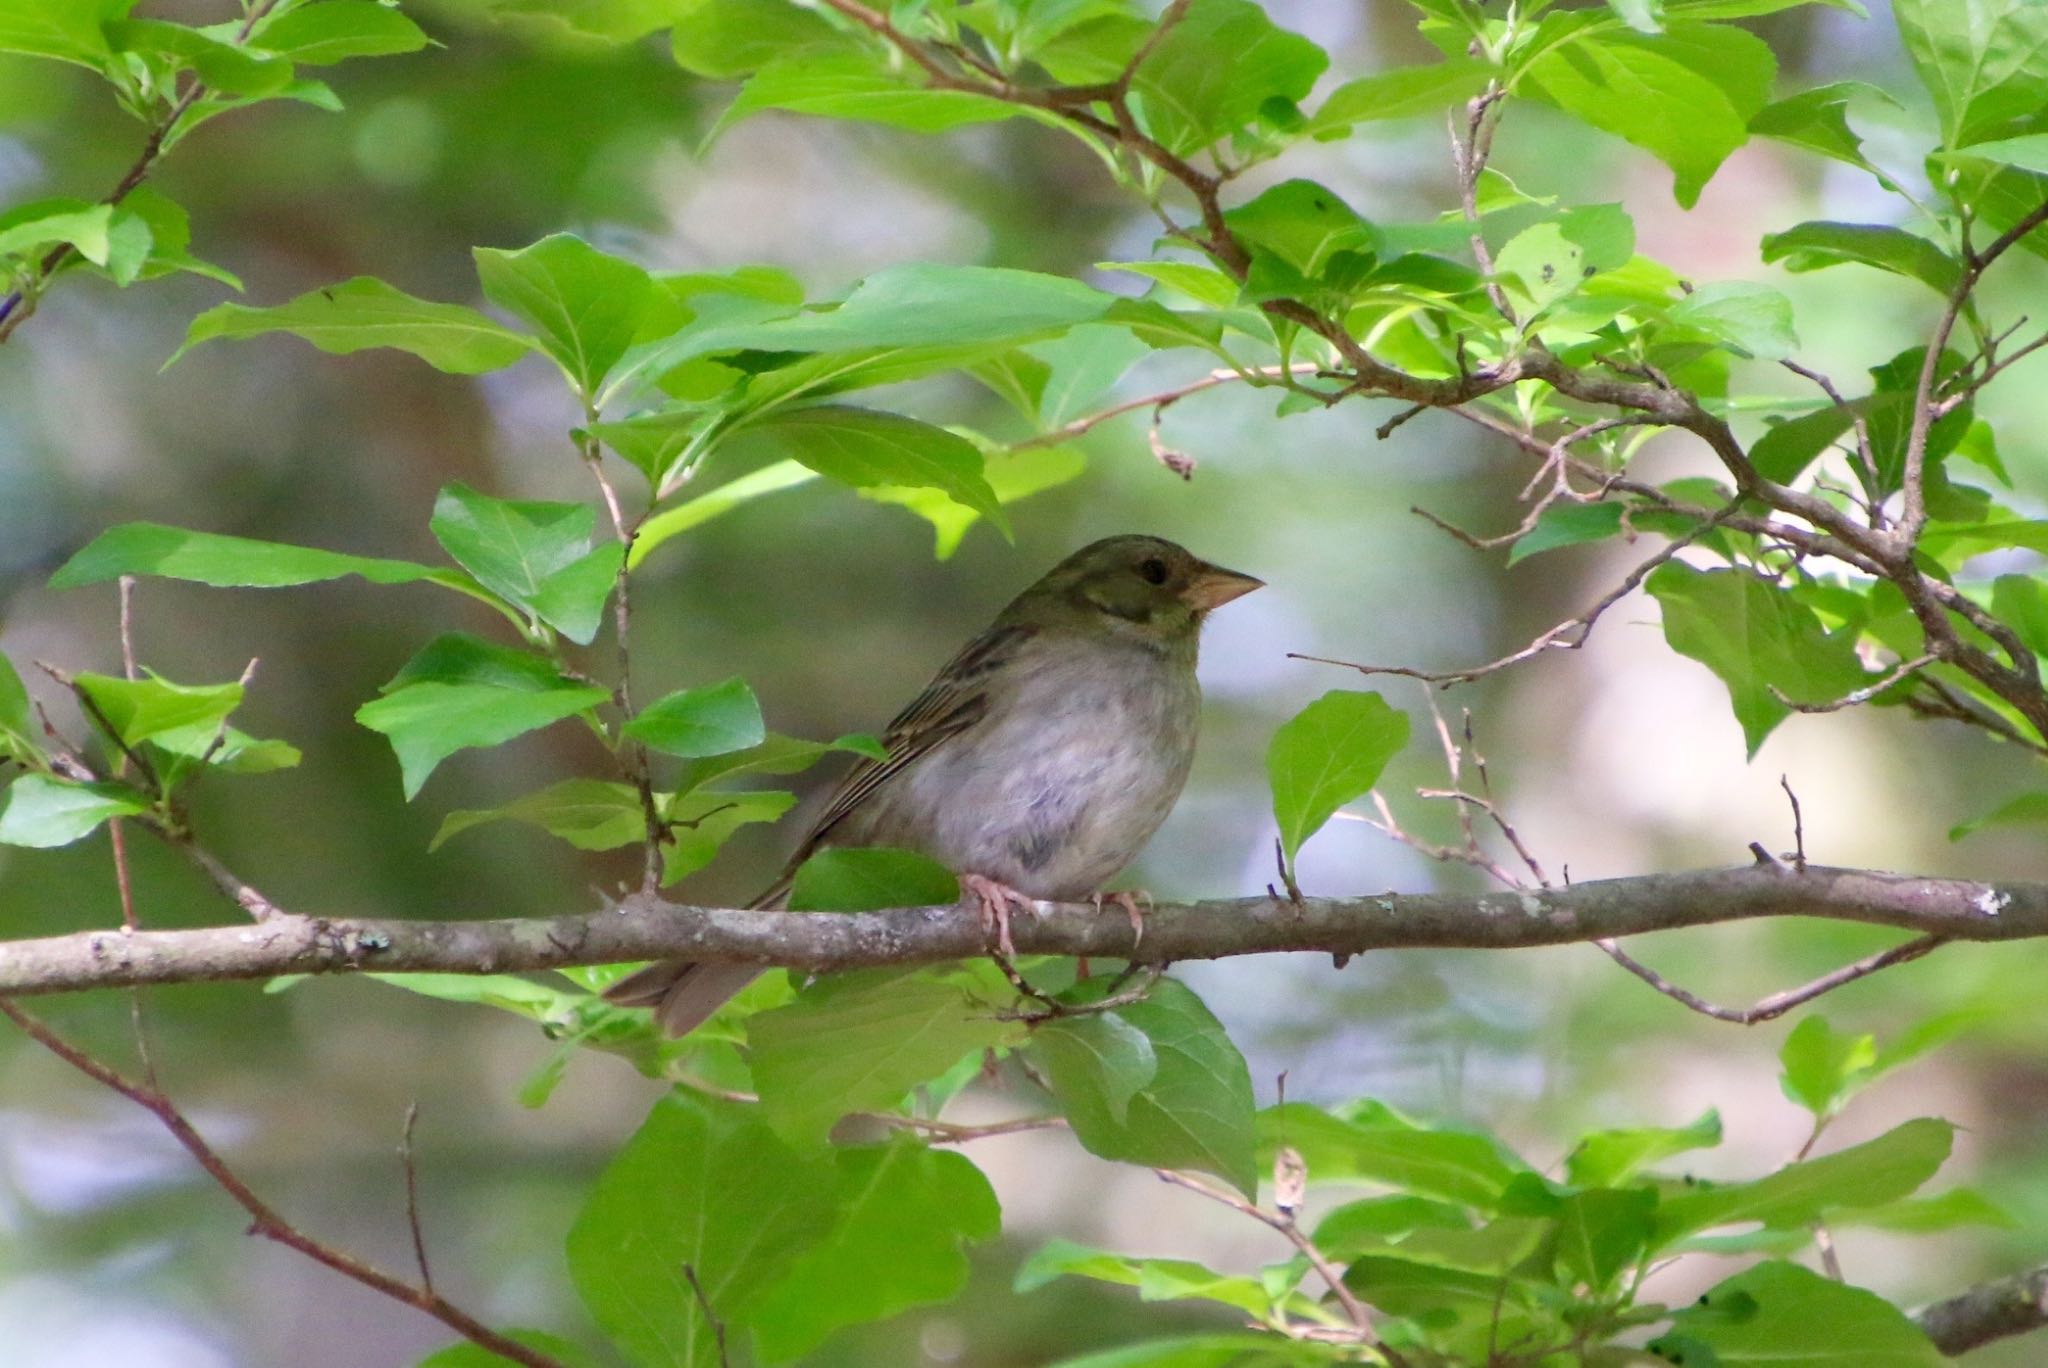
1591,933,1946,1025
1152,1167,1379,1344
682,1265,731,1368
0,1000,565,1368
1290,509,1727,685
1918,1262,2048,1355
0,863,2041,998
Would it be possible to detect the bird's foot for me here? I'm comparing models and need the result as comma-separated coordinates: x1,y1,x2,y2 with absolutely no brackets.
965,873,1036,959
1092,888,1153,954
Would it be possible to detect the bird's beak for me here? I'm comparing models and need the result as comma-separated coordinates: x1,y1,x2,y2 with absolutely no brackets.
1179,562,1264,611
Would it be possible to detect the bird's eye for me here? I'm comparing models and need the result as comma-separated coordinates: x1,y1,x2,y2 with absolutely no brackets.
1138,557,1170,585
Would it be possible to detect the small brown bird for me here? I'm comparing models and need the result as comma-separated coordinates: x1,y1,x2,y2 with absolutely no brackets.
605,534,1262,1035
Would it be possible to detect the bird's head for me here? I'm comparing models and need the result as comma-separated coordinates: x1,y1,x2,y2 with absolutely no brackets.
1011,534,1263,649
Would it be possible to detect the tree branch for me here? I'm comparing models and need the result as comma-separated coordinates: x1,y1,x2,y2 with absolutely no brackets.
1917,1262,2048,1355
0,864,2040,998
0,1000,564,1368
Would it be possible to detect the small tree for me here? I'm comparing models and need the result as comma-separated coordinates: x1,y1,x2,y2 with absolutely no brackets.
3,0,2046,1363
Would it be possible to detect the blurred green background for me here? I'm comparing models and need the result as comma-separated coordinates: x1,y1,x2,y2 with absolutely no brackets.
2,2,2045,1364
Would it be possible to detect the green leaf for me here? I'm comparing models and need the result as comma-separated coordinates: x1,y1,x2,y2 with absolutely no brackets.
1948,130,2048,175
0,653,32,756
1030,324,1151,428
1779,1015,1878,1118
1031,978,1258,1196
527,543,625,646
785,846,960,912
1312,1195,1475,1257
1895,0,2048,149
50,522,451,591
355,635,611,799
1843,1187,2015,1233
1521,21,1776,206
1566,1110,1722,1187
588,406,709,489
1129,0,1327,154
1306,57,1495,137
1267,689,1410,869
173,278,534,374
1650,1260,1943,1366
1255,1103,1524,1209
0,200,114,264
699,263,1116,353
663,789,799,883
743,1140,1000,1362
1760,220,1963,296
722,52,1021,132
1507,501,1627,564
1750,80,1895,173
254,0,431,64
1555,1187,1656,1291
668,0,860,77
727,406,1005,528
1032,1012,1157,1127
1653,1118,1954,1244
567,1092,835,1368
1646,563,1869,754
1666,280,1799,360
630,461,819,566
1223,179,1378,299
0,0,116,65
623,678,765,759
1949,790,2048,841
675,730,887,792
109,18,291,96
1341,1255,1541,1340
74,671,240,748
474,234,657,395
116,187,238,288
748,968,1012,1143
134,722,298,774
433,778,647,852
0,775,149,847
863,443,1086,560
1046,1335,1348,1367
1495,204,1636,315
429,483,600,620
1015,1239,1300,1319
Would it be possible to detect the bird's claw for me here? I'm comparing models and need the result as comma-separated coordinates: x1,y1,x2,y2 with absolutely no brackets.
1093,888,1152,954
965,873,1035,959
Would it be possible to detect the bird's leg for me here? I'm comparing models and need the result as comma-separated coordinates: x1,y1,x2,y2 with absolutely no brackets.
1092,888,1152,955
964,873,1035,959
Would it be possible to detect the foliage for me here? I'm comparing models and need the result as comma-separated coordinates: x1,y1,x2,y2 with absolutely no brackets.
5,0,2048,1363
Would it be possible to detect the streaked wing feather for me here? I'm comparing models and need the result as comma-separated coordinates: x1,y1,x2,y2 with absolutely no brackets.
791,622,1034,857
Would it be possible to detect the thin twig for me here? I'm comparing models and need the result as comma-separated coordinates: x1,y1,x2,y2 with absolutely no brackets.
1151,1168,1379,1344
1780,775,1807,871
1591,933,1946,1025
0,1000,565,1368
1291,510,1731,686
1772,653,1935,714
401,1101,434,1295
682,1265,731,1368
0,0,285,342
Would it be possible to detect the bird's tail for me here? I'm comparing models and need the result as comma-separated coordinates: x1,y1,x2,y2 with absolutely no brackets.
601,874,793,1038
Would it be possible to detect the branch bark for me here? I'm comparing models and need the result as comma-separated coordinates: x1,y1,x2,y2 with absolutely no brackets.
0,864,2039,997
1917,1262,2048,1356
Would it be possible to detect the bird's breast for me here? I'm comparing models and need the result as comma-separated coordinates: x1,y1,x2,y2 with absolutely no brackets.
877,637,1202,899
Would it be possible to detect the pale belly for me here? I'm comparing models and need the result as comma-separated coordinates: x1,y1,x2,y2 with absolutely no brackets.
835,642,1200,899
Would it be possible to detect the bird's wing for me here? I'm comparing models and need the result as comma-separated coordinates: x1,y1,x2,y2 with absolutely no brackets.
789,621,1035,860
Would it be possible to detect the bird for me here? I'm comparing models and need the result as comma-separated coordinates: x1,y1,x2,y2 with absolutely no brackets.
603,533,1263,1036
